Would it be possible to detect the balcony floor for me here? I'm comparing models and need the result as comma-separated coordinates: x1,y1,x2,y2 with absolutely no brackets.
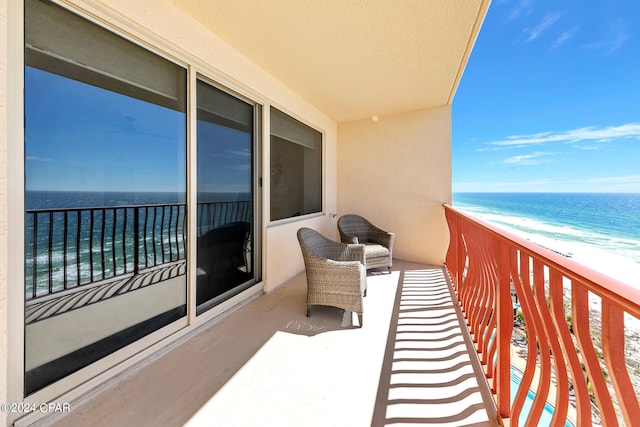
45,259,498,427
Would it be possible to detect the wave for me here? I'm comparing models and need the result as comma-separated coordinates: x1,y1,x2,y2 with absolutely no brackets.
454,202,640,289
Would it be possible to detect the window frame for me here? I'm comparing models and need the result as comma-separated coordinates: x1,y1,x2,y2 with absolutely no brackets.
268,106,325,225
194,74,262,315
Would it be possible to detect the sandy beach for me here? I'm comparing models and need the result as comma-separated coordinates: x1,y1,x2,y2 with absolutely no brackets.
470,213,640,413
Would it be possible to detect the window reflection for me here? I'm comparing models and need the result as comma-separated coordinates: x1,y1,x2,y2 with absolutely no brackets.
24,0,187,395
270,108,322,221
196,80,255,313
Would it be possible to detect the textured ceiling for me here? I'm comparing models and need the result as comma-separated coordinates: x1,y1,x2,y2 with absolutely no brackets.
171,0,490,122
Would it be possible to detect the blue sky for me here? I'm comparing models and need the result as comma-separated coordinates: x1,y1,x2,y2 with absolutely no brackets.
26,67,252,195
25,67,187,193
453,0,640,193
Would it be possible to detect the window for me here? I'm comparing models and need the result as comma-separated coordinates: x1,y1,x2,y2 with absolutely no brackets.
24,0,187,394
196,79,257,313
270,108,322,221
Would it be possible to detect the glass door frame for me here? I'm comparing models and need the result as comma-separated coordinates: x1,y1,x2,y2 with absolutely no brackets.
188,71,263,323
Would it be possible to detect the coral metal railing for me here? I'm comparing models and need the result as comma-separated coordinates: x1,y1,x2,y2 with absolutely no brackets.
444,205,640,427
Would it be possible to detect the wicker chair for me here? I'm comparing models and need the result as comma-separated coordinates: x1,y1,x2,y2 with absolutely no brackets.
337,214,394,273
297,227,367,327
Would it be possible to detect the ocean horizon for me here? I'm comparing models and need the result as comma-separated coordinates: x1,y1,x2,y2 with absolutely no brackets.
25,190,251,210
452,192,640,289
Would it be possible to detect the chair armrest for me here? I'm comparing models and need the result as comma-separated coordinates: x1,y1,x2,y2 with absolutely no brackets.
331,242,366,266
374,231,394,250
338,229,359,244
368,225,394,249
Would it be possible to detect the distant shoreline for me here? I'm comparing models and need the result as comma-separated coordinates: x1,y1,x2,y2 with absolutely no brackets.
457,207,640,290
452,192,640,284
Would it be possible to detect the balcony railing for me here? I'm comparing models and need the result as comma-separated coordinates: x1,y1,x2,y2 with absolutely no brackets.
25,200,251,300
444,204,640,426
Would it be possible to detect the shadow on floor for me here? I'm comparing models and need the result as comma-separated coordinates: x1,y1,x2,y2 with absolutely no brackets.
371,268,497,427
45,261,496,427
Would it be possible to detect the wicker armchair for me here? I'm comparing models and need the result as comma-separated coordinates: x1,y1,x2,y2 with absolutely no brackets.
337,214,394,273
297,227,367,327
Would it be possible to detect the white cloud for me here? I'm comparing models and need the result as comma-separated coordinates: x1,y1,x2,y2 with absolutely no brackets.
577,174,640,185
454,175,640,193
506,0,534,21
26,156,51,162
572,145,601,151
551,27,578,49
225,149,251,157
453,178,556,191
524,12,564,42
484,123,640,149
583,21,630,55
604,25,630,55
502,151,553,165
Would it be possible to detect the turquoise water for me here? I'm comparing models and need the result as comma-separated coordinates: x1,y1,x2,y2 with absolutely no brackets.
510,366,574,427
452,192,640,265
24,191,248,296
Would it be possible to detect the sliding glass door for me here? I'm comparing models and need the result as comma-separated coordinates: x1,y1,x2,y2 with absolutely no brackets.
23,0,261,398
196,79,257,314
24,0,187,394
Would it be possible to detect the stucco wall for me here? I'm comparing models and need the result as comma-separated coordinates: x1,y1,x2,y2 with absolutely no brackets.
337,107,452,266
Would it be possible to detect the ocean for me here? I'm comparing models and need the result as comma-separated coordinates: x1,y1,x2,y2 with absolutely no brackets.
26,190,251,210
452,192,640,288
25,191,251,298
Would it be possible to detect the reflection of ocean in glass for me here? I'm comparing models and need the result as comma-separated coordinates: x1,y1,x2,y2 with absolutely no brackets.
25,191,250,299
24,0,192,394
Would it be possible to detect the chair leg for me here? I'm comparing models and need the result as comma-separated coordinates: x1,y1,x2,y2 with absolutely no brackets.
306,305,311,317
387,266,391,273
357,313,363,328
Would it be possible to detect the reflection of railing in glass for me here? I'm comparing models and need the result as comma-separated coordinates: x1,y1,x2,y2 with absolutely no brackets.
196,200,252,237
25,200,251,300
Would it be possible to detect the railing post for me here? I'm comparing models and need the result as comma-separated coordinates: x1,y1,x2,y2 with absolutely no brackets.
444,207,456,283
602,303,640,425
496,238,512,423
32,213,38,299
444,206,463,292
455,214,465,292
133,207,139,275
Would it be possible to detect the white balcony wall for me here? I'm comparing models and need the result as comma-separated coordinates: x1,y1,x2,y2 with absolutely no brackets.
338,107,452,266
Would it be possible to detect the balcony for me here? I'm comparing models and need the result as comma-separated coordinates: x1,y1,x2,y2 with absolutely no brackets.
36,206,640,427
43,258,497,427
6,3,639,426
